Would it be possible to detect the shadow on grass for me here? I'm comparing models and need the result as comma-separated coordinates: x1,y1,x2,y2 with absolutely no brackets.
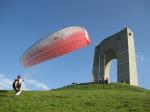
0,90,9,93
0,90,9,97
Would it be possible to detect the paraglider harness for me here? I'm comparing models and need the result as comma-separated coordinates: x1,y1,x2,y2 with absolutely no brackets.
13,79,21,92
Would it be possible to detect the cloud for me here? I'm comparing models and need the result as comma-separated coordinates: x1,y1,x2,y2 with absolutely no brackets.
136,54,145,61
0,74,13,90
25,79,49,90
0,73,5,78
0,73,49,90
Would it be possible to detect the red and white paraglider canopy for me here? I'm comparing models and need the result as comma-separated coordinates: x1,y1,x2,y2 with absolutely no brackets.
21,26,90,67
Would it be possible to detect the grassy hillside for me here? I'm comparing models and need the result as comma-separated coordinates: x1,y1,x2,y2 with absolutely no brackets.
0,83,150,112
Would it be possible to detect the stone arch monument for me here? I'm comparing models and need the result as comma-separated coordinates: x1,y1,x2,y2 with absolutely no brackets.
92,27,138,86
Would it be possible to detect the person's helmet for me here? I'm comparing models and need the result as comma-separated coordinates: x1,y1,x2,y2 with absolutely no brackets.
17,75,21,79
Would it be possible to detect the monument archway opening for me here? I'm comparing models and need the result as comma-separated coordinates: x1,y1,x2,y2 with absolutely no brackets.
103,49,117,83
109,59,117,83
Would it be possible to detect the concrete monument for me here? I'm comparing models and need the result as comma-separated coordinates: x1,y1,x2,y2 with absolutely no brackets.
92,27,138,86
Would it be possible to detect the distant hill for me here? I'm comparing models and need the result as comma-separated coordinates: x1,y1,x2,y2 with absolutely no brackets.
0,83,150,112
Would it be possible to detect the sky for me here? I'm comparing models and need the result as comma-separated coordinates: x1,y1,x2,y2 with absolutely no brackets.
0,0,150,90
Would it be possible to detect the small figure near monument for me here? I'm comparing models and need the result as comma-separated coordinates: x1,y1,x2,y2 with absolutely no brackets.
98,75,102,83
105,77,108,84
12,75,24,96
122,80,126,84
97,75,108,84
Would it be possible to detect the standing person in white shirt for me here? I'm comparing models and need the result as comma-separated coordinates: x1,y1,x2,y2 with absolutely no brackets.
13,75,24,96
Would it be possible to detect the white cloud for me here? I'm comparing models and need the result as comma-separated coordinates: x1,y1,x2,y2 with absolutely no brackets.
25,79,49,90
0,74,13,90
0,73,5,78
22,84,31,91
0,73,49,90
136,54,145,61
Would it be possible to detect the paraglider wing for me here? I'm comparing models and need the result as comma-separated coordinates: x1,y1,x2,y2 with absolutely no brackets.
21,26,90,67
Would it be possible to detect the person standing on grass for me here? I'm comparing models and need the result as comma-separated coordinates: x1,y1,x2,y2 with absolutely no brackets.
12,75,24,96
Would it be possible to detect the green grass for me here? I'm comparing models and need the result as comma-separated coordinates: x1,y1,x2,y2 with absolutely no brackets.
0,83,150,112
